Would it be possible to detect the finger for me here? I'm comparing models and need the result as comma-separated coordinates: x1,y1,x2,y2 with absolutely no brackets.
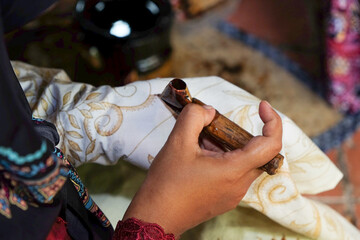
240,101,282,169
168,104,216,148
259,101,282,139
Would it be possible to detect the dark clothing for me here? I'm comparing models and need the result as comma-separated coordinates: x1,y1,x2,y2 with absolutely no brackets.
0,1,113,239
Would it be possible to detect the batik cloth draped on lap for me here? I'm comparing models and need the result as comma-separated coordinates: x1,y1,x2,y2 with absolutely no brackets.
14,61,360,240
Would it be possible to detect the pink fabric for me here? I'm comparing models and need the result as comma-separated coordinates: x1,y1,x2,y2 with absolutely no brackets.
113,218,176,240
327,0,360,113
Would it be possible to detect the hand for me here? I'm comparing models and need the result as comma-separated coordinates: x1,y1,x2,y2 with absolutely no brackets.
122,101,282,237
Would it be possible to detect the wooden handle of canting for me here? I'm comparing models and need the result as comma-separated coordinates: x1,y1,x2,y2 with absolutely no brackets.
192,98,283,175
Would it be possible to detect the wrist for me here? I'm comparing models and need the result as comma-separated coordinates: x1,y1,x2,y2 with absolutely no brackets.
123,204,182,237
122,181,186,237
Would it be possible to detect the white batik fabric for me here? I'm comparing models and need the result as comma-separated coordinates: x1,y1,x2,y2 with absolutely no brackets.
13,61,360,240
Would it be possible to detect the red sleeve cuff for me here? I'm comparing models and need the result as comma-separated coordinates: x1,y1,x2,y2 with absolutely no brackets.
113,217,175,240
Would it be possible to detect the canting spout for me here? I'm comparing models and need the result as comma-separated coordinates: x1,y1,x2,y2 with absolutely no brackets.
160,78,192,113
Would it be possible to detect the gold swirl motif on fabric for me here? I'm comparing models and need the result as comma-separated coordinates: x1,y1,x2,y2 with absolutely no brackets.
114,84,137,97
121,94,156,112
253,173,299,214
268,184,299,204
119,81,155,112
93,102,123,136
82,102,123,145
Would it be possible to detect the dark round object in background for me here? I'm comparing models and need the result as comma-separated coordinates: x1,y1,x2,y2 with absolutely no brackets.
75,0,174,84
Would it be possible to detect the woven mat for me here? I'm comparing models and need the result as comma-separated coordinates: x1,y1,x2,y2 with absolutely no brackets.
171,22,342,139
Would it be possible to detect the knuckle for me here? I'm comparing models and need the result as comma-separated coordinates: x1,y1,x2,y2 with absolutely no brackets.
273,114,283,132
226,154,250,175
265,135,282,155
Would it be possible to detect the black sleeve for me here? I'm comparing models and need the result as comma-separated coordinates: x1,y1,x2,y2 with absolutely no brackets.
1,0,57,33
0,1,53,169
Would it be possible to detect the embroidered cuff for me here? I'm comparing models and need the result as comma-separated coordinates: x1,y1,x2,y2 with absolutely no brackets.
113,217,175,240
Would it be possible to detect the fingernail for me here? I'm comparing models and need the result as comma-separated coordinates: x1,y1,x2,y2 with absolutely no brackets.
203,105,214,110
263,100,272,108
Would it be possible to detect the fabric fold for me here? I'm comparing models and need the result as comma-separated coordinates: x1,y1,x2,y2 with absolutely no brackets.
14,61,359,239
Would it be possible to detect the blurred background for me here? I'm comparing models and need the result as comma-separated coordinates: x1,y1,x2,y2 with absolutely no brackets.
5,0,360,235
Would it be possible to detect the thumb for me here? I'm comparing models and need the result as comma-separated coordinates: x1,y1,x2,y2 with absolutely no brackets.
242,100,283,168
169,104,216,148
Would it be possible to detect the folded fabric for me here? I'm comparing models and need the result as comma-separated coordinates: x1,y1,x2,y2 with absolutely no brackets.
14,61,360,239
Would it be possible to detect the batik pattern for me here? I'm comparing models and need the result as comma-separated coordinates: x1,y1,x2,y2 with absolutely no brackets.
0,140,67,218
327,0,360,113
13,61,360,239
54,147,111,227
0,125,110,229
